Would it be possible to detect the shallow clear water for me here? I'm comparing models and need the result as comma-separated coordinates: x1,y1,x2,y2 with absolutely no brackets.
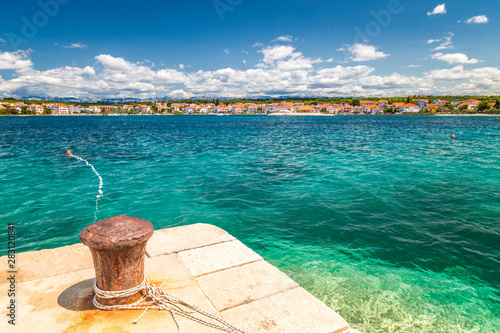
1,115,499,332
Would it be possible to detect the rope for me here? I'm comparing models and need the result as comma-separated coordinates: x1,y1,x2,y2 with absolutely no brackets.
94,278,147,299
69,154,103,222
93,277,246,333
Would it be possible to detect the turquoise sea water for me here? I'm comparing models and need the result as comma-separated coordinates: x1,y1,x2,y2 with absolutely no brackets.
1,115,499,332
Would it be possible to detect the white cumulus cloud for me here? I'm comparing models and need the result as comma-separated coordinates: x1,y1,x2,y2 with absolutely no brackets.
2,44,500,99
425,65,500,94
427,32,454,51
272,35,293,42
464,15,489,24
0,50,33,71
427,4,446,16
431,52,480,64
224,49,230,55
259,45,297,63
169,89,192,99
338,44,390,62
63,43,88,49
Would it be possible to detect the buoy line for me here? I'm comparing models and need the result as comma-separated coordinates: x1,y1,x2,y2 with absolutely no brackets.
67,150,103,222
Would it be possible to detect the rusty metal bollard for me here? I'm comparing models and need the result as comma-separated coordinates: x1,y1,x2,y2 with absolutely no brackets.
80,215,154,306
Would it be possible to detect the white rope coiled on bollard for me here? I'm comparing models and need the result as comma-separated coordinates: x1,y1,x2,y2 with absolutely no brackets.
93,277,246,333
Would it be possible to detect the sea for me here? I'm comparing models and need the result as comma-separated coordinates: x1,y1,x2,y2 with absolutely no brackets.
0,115,499,332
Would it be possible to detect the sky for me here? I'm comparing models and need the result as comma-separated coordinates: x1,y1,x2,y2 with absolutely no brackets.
0,0,498,99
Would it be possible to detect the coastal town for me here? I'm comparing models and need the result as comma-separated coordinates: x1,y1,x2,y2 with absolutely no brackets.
0,97,498,116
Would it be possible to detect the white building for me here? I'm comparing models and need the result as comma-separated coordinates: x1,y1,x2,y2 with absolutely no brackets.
52,104,69,115
326,106,341,114
399,104,420,113
79,106,100,113
68,105,80,114
27,104,44,114
415,99,429,108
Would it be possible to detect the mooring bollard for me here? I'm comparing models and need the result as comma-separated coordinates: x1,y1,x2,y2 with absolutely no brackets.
80,215,154,306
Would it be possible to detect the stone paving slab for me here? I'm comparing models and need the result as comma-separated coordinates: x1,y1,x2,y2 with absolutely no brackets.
196,260,299,311
61,284,225,333
0,243,93,284
0,257,222,333
221,287,350,333
145,254,195,290
179,239,262,277
147,223,235,257
0,223,353,333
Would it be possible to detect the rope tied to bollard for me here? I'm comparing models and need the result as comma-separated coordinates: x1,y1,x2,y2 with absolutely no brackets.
93,276,246,333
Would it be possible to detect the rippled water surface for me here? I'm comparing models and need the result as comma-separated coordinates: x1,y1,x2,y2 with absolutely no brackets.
1,115,499,332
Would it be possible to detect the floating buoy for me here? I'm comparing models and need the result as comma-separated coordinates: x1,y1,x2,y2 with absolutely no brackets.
67,152,104,222
496,117,498,121
451,134,455,140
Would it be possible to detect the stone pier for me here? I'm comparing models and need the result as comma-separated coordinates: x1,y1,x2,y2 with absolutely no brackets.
1,223,356,333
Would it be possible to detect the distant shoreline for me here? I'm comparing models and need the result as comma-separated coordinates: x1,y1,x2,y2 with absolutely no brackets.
269,112,336,116
270,112,500,117
432,113,500,117
1,113,500,117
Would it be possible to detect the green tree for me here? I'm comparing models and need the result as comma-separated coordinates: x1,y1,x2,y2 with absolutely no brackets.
477,101,491,112
43,108,52,115
406,96,411,103
495,99,500,109
350,98,360,106
443,104,454,113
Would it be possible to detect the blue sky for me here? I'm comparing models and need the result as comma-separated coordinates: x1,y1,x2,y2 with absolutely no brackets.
0,0,498,99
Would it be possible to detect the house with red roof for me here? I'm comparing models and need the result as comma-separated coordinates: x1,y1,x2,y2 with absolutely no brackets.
378,100,388,108
327,104,341,114
424,104,439,113
361,104,380,114
399,103,420,113
216,105,231,113
459,99,481,110
275,105,292,113
52,103,69,115
27,104,44,114
297,106,316,113
415,99,429,108
245,103,257,112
